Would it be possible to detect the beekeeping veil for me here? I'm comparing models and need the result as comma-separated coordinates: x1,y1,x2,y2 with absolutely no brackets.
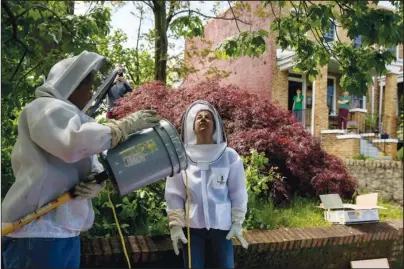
182,100,227,167
35,50,106,112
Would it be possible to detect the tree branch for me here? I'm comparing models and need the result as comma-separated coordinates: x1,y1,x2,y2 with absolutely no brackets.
2,1,32,52
332,19,343,43
11,49,27,81
301,1,342,65
134,7,145,85
141,1,154,10
16,61,44,87
169,9,251,25
228,1,241,32
268,1,281,38
166,1,177,26
8,4,76,42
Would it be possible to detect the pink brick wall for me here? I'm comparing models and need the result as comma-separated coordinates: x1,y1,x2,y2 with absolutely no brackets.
184,2,278,99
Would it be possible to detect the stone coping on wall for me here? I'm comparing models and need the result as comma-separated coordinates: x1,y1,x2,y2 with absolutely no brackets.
373,139,399,143
361,133,376,137
336,134,362,139
80,220,403,266
321,130,346,134
349,108,368,113
344,159,403,168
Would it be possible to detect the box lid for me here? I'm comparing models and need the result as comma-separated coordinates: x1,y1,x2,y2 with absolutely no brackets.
319,193,387,210
319,194,344,209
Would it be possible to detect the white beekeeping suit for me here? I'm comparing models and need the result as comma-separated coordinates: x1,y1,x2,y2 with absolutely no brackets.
1,51,112,238
165,100,248,255
2,51,161,238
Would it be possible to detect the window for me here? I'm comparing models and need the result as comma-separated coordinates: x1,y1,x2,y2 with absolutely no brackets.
288,73,302,79
386,46,398,58
353,35,362,48
327,78,335,115
323,21,336,42
352,95,366,109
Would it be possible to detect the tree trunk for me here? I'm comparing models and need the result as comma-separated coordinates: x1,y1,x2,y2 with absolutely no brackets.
153,1,168,83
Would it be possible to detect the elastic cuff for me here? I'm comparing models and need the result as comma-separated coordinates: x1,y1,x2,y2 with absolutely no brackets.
167,209,185,227
231,208,246,224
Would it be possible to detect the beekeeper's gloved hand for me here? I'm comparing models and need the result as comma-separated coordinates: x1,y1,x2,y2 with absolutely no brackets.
105,110,161,148
74,173,106,200
226,208,248,249
168,209,188,255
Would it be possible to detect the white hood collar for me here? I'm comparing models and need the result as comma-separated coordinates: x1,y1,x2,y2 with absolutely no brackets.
182,101,227,166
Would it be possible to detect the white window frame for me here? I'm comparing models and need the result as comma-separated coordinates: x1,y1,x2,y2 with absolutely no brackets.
350,95,367,112
382,45,400,59
323,20,336,43
288,73,307,109
397,45,403,61
327,76,337,116
353,35,362,48
288,72,309,129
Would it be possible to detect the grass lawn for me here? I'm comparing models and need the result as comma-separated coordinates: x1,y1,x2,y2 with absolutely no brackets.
248,196,403,230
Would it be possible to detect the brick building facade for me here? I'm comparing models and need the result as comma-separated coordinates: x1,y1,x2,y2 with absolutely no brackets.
184,1,403,160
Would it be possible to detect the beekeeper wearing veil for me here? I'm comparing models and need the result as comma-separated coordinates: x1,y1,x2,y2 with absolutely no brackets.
165,100,248,268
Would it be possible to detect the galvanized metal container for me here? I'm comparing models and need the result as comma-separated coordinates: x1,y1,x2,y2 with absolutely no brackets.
100,119,187,196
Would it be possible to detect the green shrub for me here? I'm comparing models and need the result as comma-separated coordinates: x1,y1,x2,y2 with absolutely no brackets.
365,115,377,130
397,147,403,161
242,150,287,229
82,181,168,238
353,153,373,160
242,150,285,201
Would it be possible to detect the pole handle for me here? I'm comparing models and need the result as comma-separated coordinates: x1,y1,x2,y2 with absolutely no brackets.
2,192,73,237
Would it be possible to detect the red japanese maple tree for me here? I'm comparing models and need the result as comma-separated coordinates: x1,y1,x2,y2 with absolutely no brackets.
112,80,357,203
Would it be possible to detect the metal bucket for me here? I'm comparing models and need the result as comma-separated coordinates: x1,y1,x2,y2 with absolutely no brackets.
100,119,187,196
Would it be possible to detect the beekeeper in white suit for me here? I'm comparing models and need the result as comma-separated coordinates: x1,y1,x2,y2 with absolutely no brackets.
1,51,161,269
165,100,248,269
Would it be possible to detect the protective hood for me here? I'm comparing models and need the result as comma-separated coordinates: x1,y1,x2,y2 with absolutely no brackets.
35,51,105,104
182,101,227,165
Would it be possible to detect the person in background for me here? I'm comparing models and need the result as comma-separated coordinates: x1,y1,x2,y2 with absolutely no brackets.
292,88,304,123
1,51,161,269
337,90,351,130
106,64,133,119
165,101,248,269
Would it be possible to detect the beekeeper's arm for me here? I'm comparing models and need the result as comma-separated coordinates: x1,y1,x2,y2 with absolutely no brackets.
165,172,188,255
226,155,249,249
29,105,160,164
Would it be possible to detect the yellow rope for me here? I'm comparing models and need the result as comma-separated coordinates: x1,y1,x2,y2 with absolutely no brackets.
105,172,191,269
185,171,192,269
106,183,132,268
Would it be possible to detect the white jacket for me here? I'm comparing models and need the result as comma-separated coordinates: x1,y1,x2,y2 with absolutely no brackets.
2,51,112,238
165,101,248,231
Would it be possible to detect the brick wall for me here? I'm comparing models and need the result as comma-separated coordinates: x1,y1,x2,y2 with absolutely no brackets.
373,141,399,161
344,160,403,205
383,73,398,138
314,66,329,136
80,220,403,268
183,1,276,99
321,134,360,159
271,68,289,110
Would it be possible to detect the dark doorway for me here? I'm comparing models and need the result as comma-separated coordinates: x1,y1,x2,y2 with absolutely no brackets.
288,80,303,111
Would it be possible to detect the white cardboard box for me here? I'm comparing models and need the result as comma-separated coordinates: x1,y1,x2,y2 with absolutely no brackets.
351,258,390,268
318,193,387,225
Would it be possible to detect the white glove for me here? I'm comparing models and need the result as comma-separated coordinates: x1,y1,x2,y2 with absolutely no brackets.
105,110,161,148
168,209,188,255
226,208,248,249
74,173,106,200
170,226,188,255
